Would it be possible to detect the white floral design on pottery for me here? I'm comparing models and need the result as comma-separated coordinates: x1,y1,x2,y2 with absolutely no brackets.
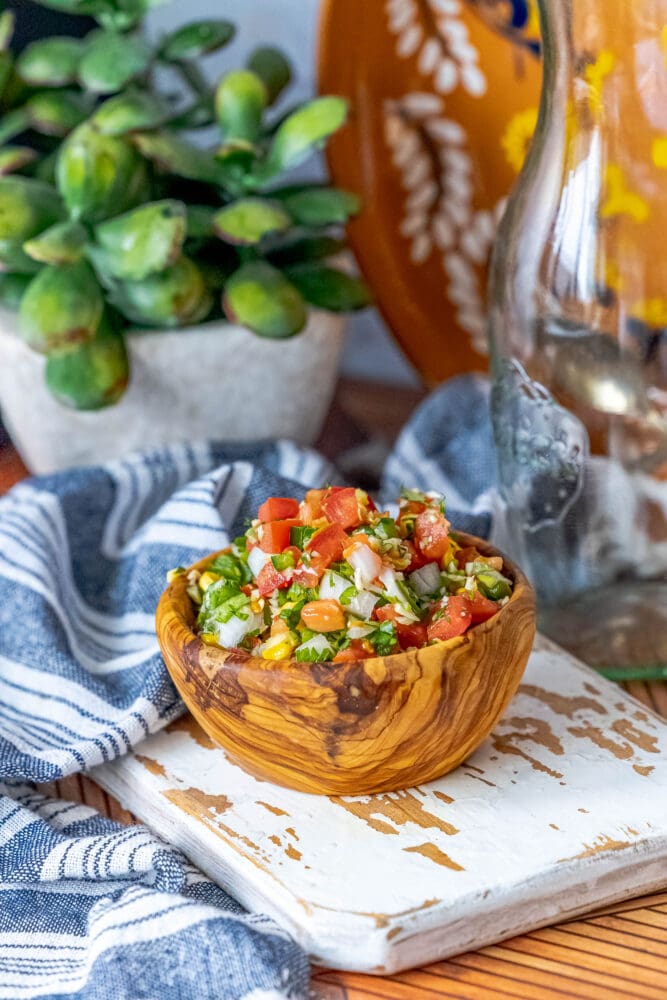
386,0,487,96
384,92,504,353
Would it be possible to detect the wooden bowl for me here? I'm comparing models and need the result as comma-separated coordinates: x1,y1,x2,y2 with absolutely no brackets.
156,533,535,795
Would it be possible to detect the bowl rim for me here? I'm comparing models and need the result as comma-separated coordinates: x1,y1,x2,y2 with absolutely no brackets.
157,530,535,672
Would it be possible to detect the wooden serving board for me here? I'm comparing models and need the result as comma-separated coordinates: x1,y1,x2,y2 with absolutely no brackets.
93,636,667,975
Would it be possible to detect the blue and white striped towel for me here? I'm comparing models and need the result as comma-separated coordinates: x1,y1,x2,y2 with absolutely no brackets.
0,376,496,999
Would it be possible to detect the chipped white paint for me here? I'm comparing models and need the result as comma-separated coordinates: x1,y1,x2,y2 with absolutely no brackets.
95,637,667,974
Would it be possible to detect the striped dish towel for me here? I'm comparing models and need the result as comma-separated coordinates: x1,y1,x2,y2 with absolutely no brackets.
0,376,496,1000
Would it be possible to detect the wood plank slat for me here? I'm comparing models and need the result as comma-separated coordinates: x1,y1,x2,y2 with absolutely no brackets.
527,925,667,974
493,938,667,999
435,950,644,1000
555,921,667,959
615,909,667,931
395,961,581,1000
315,971,524,1000
587,913,667,944
582,890,667,918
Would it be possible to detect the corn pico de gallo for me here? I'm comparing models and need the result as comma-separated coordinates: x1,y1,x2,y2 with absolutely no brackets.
174,487,514,662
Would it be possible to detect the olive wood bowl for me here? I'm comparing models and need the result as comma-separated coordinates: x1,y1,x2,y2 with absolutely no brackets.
156,533,535,795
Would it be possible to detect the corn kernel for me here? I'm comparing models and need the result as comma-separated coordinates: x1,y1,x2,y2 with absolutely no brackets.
261,636,296,660
199,571,221,591
200,632,219,646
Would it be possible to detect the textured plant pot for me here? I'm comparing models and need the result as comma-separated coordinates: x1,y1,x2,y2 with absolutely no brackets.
0,308,345,474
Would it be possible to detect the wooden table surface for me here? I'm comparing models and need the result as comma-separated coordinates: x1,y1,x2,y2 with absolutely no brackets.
2,378,667,1000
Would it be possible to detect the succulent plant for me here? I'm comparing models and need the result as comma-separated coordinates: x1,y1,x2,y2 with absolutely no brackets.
0,1,368,409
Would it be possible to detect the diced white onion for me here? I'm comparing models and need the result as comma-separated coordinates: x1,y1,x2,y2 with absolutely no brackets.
319,570,352,602
248,546,270,578
213,611,263,648
348,589,378,620
348,622,375,639
295,633,334,659
409,562,442,596
379,567,420,622
348,544,383,588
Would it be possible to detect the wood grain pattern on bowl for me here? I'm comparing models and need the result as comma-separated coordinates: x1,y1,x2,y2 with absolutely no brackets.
156,533,535,795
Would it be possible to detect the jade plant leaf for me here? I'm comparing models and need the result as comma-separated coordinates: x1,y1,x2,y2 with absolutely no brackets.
0,176,65,273
0,109,30,146
16,37,83,87
214,143,258,196
285,263,371,312
260,97,348,179
57,123,147,222
185,205,216,239
0,272,32,309
282,186,361,227
0,52,13,102
0,10,14,51
160,19,235,61
93,200,187,280
0,146,37,176
213,198,291,246
108,255,213,327
45,310,129,410
92,89,169,135
131,131,226,186
23,220,87,265
215,70,267,144
19,260,103,354
247,47,291,106
78,31,151,94
223,260,306,338
25,90,92,137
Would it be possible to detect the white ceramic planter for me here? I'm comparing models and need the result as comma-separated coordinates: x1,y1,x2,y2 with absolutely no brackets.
0,308,345,474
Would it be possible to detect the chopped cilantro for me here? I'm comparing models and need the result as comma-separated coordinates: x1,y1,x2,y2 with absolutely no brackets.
290,525,316,549
209,551,252,586
368,620,398,656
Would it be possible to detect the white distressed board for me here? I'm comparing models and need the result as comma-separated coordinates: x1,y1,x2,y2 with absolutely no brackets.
94,636,667,974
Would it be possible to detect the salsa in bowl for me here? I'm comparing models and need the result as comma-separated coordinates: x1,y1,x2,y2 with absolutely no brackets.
156,487,535,794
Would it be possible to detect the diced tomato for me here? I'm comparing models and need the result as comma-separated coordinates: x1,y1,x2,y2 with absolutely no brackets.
465,591,499,623
306,523,349,565
300,599,345,632
321,487,362,530
427,595,472,642
404,539,429,572
414,509,451,562
301,489,327,523
258,519,302,553
256,561,291,597
257,497,300,522
455,545,482,570
374,604,428,650
292,555,326,587
333,640,373,662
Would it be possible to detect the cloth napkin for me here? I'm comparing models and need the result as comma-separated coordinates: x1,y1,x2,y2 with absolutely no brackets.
0,375,495,1000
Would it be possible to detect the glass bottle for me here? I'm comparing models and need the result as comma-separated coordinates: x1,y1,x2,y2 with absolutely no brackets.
488,0,667,677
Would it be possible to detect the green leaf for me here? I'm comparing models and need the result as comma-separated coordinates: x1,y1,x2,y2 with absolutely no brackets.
0,11,14,52
0,51,13,102
185,205,216,239
247,47,291,105
214,142,258,196
25,90,92,136
78,31,151,94
45,310,129,410
215,70,267,144
108,255,213,327
268,234,347,268
23,220,87,265
0,109,31,146
213,198,291,246
282,186,360,226
0,272,31,309
260,97,347,179
0,176,65,272
92,89,169,135
131,130,226,186
16,37,83,87
285,263,370,312
160,20,235,61
19,260,103,354
0,146,37,176
57,123,147,222
93,200,186,280
223,260,306,339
